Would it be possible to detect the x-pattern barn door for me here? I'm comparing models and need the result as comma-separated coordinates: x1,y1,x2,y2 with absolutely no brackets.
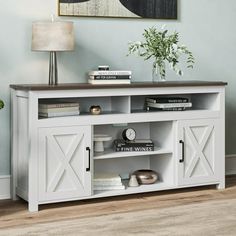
38,126,91,202
177,119,220,186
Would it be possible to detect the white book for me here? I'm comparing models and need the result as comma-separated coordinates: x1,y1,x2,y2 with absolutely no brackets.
39,107,79,113
88,79,131,85
39,111,80,118
94,179,122,184
89,75,131,80
93,185,125,191
94,182,124,187
89,70,132,76
94,173,122,182
146,102,192,109
39,101,80,109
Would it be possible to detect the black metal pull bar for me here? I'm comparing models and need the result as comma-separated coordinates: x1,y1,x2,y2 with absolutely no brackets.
86,147,91,171
179,140,185,163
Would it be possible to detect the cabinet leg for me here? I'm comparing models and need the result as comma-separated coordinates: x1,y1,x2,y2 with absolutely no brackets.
12,194,20,201
216,181,225,190
29,202,39,212
11,183,19,200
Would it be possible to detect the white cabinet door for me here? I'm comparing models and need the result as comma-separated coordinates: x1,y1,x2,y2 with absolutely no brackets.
38,126,92,202
177,119,220,186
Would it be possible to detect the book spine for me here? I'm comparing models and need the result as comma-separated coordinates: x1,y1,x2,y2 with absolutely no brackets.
93,182,123,186
146,102,192,108
88,79,131,84
115,143,154,148
147,107,186,111
114,140,154,148
115,146,154,152
161,107,186,111
90,75,131,80
39,103,80,109
93,178,122,182
146,98,188,103
39,107,79,113
39,111,80,117
89,70,132,76
93,186,125,190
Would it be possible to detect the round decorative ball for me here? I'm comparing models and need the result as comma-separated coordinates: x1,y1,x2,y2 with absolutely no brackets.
90,105,102,115
133,169,158,185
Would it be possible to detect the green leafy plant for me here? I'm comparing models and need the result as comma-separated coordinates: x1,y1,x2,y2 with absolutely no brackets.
128,26,195,80
0,99,4,110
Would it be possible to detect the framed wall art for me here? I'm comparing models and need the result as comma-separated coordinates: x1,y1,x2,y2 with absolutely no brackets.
58,0,177,19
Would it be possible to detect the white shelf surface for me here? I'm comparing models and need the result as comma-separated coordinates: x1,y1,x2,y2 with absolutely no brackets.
38,111,126,119
93,181,174,198
94,147,172,160
131,108,219,115
80,111,127,116
37,109,220,127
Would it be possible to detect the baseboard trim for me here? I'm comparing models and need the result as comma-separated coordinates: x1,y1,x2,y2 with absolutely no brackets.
0,175,11,200
226,154,236,175
226,154,236,159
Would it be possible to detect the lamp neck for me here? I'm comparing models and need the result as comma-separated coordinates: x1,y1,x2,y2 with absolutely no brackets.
49,51,58,85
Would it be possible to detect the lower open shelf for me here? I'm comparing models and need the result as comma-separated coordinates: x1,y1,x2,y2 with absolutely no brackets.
93,181,175,198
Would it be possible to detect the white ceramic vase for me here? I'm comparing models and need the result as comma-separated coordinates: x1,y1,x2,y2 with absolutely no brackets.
128,175,139,187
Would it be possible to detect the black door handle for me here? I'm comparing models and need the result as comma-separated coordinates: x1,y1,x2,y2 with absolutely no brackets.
86,147,91,171
179,140,184,163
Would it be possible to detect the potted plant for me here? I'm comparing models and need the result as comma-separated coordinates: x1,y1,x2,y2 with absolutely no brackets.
0,99,4,110
128,26,195,82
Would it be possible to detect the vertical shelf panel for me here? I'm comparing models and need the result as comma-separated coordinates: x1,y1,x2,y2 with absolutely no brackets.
111,96,130,114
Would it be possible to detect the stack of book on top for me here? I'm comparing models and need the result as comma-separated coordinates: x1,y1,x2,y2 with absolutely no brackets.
39,100,80,118
114,139,154,152
145,97,192,111
88,70,131,84
93,173,125,191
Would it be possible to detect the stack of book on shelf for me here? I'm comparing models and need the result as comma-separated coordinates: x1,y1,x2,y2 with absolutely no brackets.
88,70,131,84
145,97,192,111
114,139,154,152
93,173,125,191
39,100,80,118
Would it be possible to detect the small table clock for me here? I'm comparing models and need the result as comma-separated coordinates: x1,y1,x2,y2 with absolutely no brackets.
122,128,136,141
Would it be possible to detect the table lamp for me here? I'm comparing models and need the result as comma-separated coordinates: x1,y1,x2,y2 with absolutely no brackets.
31,19,75,85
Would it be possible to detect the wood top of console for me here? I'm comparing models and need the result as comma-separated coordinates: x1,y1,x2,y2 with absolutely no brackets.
10,81,227,91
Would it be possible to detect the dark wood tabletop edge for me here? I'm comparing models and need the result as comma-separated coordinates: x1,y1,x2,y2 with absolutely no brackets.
10,81,228,91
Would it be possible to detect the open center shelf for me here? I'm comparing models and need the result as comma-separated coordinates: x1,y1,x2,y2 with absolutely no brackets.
94,147,172,160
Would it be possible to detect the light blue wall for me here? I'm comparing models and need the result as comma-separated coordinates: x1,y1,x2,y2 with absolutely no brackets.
0,0,235,175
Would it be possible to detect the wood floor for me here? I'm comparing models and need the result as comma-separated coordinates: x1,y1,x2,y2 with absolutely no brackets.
0,176,236,235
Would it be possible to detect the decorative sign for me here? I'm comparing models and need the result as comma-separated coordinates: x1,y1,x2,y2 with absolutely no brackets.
59,0,177,19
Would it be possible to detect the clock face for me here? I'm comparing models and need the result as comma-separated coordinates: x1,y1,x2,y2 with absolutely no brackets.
123,128,136,141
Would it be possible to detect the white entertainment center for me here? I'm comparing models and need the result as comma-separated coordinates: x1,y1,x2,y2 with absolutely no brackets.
10,81,227,212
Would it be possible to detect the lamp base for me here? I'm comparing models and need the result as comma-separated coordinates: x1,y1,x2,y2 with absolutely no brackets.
49,51,58,85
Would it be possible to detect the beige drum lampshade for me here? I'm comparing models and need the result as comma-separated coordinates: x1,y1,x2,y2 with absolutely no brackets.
31,21,75,51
